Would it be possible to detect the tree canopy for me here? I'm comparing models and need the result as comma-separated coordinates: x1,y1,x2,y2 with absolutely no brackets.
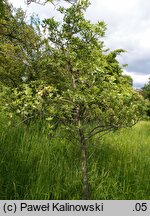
142,78,150,100
25,0,78,6
0,0,46,88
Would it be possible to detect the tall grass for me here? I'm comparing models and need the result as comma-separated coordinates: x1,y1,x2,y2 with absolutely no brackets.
88,121,150,199
0,115,150,199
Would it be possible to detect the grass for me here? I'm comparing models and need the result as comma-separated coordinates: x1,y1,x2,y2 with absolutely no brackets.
0,115,150,200
88,121,150,199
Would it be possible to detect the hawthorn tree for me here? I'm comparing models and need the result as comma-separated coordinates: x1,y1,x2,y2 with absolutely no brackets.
39,0,143,199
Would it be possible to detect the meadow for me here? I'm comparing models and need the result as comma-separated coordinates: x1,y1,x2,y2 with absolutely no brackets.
0,114,150,200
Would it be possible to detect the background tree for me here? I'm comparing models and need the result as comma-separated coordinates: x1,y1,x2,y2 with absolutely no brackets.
0,0,51,123
0,0,5,18
0,0,45,88
142,78,150,116
142,78,150,100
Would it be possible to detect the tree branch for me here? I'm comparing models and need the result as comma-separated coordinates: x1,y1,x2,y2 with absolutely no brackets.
0,50,30,66
87,124,112,137
85,126,114,140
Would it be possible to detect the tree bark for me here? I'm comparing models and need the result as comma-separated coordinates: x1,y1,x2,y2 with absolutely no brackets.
79,129,89,200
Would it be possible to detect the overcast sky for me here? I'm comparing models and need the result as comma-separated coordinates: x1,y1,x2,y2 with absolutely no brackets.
9,0,150,88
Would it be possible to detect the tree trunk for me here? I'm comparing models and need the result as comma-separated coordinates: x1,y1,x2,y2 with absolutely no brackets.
79,130,89,199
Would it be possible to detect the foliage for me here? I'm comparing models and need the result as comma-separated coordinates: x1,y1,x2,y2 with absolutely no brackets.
122,74,133,86
2,81,57,124
2,0,144,131
25,0,77,5
40,0,144,137
142,78,150,116
0,0,44,88
142,78,150,100
0,0,5,18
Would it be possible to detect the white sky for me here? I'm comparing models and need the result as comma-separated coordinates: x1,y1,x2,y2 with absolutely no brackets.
9,0,150,88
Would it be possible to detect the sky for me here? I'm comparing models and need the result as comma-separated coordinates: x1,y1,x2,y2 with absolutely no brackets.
8,0,150,88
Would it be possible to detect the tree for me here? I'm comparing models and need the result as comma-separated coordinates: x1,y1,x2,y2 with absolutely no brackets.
142,78,150,100
39,0,143,199
0,0,58,123
0,0,45,88
0,0,51,123
142,78,150,116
